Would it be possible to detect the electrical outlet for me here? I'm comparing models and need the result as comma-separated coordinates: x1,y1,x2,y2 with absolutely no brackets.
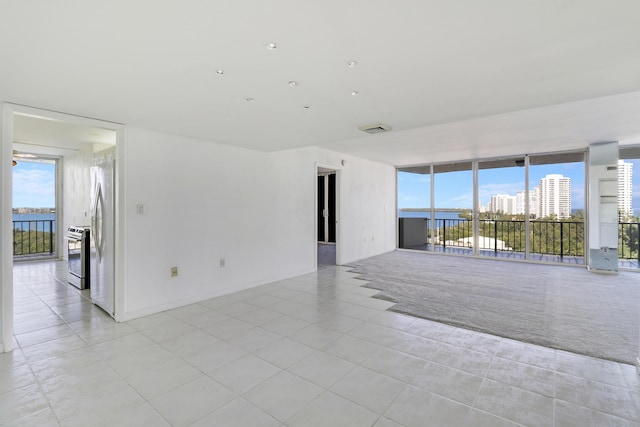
219,258,225,268
171,266,178,277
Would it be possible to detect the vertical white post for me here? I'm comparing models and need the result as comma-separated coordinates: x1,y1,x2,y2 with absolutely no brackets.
472,161,479,256
524,155,530,259
429,164,434,252
1,104,14,353
587,142,619,273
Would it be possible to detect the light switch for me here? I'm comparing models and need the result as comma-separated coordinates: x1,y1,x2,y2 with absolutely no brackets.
136,203,145,215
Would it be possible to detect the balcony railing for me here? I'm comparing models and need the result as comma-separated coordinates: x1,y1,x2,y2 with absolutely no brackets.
13,220,56,257
399,217,639,266
434,219,587,258
619,221,640,262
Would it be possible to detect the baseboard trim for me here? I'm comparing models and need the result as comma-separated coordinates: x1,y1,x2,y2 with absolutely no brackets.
122,266,316,321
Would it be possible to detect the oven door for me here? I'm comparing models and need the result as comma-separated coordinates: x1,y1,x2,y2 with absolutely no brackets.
66,236,85,289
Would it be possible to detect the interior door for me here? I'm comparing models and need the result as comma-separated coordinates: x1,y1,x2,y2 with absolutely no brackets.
317,173,336,243
317,176,325,241
327,174,336,243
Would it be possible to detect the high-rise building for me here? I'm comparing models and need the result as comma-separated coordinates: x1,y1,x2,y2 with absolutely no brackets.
538,174,571,219
516,190,538,217
515,191,525,215
618,160,633,217
490,194,516,215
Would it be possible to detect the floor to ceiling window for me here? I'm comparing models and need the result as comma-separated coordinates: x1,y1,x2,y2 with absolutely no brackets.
398,162,475,254
398,166,431,250
432,162,474,255
618,146,640,269
12,156,58,259
397,151,588,265
477,158,526,259
528,152,585,264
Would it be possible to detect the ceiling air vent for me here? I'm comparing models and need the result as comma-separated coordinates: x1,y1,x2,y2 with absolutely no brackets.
358,123,391,134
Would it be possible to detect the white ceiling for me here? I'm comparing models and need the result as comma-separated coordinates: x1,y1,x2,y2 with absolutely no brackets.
2,0,640,165
13,114,116,157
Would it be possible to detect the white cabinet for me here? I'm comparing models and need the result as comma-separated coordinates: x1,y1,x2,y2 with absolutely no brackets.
598,178,618,249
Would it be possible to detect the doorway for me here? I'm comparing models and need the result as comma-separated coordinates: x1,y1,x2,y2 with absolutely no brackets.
2,104,123,352
317,167,337,267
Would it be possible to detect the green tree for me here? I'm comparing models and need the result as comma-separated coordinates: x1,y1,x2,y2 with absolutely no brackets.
13,229,55,255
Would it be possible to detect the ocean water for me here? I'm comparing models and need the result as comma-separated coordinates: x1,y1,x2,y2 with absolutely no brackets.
12,213,56,231
398,210,469,220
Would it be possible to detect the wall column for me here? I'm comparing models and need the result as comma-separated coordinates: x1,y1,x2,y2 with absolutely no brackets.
1,104,14,353
587,141,619,273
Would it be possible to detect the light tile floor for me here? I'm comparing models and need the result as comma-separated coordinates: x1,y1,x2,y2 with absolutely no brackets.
2,260,640,426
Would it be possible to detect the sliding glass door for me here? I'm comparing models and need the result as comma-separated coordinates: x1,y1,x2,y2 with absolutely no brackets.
477,158,526,259
528,152,585,264
398,166,430,250
397,162,474,254
12,157,58,258
432,162,474,255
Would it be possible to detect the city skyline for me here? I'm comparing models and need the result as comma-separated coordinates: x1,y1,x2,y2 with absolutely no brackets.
398,159,640,217
484,174,572,219
483,162,634,219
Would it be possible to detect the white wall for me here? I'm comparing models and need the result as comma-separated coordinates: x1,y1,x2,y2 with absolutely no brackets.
0,103,11,352
62,145,93,246
300,147,397,264
121,128,396,320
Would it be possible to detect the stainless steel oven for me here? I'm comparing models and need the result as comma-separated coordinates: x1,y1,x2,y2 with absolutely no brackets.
66,226,90,289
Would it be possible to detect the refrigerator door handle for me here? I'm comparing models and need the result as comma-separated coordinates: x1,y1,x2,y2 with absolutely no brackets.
93,184,104,258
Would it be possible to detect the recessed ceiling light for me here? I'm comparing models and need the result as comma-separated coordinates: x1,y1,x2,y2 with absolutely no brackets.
215,69,224,75
266,42,277,50
288,81,298,87
245,97,255,102
347,61,358,68
351,90,359,96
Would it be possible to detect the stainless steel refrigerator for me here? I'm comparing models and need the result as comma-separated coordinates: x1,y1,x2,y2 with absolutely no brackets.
90,156,115,317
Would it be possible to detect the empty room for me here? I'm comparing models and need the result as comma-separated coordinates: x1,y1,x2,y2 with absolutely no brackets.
2,1,640,426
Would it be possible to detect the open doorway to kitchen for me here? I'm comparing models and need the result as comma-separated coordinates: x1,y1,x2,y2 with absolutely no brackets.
317,166,337,267
2,104,122,352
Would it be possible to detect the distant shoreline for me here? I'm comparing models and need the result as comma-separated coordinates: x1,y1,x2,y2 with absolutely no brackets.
399,208,470,212
12,208,55,214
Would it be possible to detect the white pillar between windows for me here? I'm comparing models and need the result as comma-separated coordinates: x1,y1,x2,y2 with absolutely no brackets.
587,141,619,274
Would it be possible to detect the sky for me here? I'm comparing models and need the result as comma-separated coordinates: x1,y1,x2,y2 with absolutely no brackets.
12,160,56,208
13,157,640,216
398,160,640,216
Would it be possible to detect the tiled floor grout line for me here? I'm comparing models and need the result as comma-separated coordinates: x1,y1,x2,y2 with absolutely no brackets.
15,269,150,425
7,261,640,427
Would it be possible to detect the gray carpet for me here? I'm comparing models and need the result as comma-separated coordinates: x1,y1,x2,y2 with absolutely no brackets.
347,251,640,364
